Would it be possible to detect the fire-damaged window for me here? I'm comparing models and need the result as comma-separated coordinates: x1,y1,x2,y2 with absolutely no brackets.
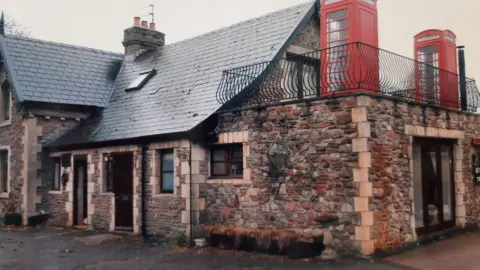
52,158,61,191
160,150,174,193
0,149,9,193
211,144,243,177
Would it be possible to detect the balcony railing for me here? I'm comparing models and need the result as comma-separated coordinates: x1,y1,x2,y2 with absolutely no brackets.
216,42,480,112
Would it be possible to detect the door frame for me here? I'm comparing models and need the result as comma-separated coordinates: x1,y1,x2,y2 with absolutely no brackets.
111,152,134,229
414,137,456,235
73,156,88,226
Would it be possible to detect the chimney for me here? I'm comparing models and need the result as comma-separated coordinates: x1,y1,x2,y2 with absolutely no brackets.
123,16,165,55
134,16,141,27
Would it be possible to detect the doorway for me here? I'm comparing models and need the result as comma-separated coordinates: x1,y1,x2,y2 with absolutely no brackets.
112,153,134,229
413,138,456,235
73,157,88,226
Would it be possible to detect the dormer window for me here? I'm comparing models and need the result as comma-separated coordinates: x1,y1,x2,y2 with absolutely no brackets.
126,69,156,91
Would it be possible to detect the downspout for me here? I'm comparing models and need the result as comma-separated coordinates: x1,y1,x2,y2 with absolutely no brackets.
189,140,193,246
141,144,148,238
458,46,467,111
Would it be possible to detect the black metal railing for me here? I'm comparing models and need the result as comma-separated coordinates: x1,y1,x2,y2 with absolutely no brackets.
216,42,480,112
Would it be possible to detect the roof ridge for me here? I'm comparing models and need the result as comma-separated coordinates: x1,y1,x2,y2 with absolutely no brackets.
163,0,315,48
4,34,123,56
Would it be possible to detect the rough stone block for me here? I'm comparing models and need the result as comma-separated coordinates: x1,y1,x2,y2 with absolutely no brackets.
354,197,369,212
352,138,368,152
357,122,371,138
455,172,463,183
455,183,465,195
358,152,371,168
355,226,371,241
456,205,466,217
360,240,375,256
353,168,369,183
359,182,373,197
357,96,372,107
191,146,206,161
352,107,367,123
361,211,374,226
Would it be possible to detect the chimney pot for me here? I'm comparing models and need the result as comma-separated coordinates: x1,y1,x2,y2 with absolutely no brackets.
149,22,156,30
134,17,141,27
141,21,148,28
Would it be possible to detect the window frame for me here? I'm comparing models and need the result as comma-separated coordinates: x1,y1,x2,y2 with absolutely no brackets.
160,150,174,194
125,69,157,91
52,157,61,191
210,144,244,178
0,149,9,194
104,156,114,193
0,80,11,122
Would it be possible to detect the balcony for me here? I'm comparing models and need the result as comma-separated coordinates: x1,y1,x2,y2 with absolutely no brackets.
216,42,480,112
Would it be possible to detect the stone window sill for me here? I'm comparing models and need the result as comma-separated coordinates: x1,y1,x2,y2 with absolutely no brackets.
100,192,115,196
153,193,175,198
48,190,63,195
0,192,9,199
0,120,12,128
207,178,252,185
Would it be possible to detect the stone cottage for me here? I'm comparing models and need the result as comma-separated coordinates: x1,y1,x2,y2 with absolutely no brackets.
1,0,480,257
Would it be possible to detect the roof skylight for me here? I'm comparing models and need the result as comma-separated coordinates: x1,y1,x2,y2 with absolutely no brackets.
126,69,156,91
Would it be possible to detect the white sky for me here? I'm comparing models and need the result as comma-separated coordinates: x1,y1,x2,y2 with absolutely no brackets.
3,0,479,80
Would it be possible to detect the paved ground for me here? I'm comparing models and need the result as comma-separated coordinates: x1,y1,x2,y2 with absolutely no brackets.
0,227,403,270
386,231,480,270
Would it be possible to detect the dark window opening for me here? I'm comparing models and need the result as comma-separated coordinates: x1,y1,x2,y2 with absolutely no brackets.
160,150,174,193
0,150,8,193
211,144,243,177
126,69,156,91
52,158,61,191
1,80,10,122
105,156,114,192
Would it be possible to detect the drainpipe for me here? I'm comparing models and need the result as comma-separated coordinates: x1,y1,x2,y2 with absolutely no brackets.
140,144,148,238
189,140,193,246
458,46,467,111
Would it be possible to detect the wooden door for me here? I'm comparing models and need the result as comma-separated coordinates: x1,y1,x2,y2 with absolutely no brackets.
113,153,133,228
73,158,88,226
414,138,455,235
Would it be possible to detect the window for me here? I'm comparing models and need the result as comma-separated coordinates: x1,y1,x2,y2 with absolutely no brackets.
52,158,61,191
417,46,440,103
0,80,10,122
160,150,174,193
0,150,8,193
211,145,243,177
105,155,114,192
325,9,349,93
126,69,156,91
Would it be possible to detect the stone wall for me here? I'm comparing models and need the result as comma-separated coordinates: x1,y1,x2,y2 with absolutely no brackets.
0,94,25,212
210,97,361,254
292,16,320,49
46,141,192,239
365,95,480,251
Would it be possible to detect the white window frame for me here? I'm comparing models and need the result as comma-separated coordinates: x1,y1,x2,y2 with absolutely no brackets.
0,145,11,197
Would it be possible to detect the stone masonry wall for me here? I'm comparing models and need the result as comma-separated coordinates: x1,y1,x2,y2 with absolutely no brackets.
367,95,480,252
0,94,25,213
210,97,361,254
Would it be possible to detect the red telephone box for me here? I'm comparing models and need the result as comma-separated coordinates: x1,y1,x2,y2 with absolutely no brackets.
414,30,458,108
320,0,379,95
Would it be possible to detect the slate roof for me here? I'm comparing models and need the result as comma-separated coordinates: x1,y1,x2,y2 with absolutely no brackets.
0,35,123,107
48,1,316,146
